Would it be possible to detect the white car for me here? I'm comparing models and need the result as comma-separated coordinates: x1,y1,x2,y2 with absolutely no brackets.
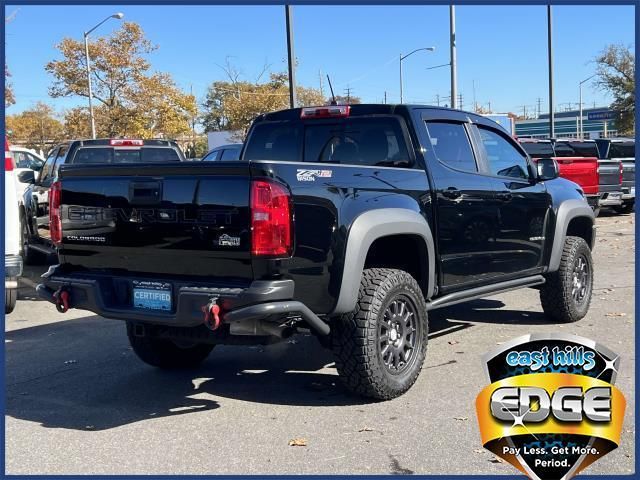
10,146,45,203
4,138,23,314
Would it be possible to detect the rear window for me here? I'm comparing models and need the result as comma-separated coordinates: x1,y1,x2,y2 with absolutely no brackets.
554,141,599,157
609,142,635,158
244,116,412,167
72,147,181,164
520,142,555,158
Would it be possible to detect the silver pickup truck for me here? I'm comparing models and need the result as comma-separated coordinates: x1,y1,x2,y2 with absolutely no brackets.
597,138,635,214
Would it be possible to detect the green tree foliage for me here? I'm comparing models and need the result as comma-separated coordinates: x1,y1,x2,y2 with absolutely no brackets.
201,67,327,139
46,22,195,139
6,102,64,151
595,44,635,134
5,64,15,107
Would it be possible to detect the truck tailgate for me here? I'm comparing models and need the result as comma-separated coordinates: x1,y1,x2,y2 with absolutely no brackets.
58,163,253,282
554,157,598,194
598,158,623,192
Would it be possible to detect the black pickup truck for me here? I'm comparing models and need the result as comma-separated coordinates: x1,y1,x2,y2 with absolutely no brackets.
38,105,596,400
19,139,185,263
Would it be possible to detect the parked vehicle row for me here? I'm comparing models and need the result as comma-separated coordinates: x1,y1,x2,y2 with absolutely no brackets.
519,137,633,216
596,137,635,214
34,104,596,400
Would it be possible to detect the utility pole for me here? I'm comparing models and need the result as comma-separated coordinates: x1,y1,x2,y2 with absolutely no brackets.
458,93,463,110
436,93,440,106
190,84,196,158
522,105,527,119
384,91,387,104
547,5,555,138
318,69,324,99
450,5,457,109
285,5,297,108
344,86,353,103
537,97,542,118
472,80,477,112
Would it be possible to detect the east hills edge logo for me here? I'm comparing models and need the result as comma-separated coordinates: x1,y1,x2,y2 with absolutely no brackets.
476,334,626,480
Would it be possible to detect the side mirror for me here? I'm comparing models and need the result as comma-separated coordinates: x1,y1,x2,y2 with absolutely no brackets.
536,158,559,181
17,170,36,184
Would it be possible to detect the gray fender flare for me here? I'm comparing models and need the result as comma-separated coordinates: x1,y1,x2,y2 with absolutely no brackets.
332,208,435,315
548,199,596,272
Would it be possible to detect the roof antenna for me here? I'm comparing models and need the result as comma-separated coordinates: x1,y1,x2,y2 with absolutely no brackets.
326,75,337,105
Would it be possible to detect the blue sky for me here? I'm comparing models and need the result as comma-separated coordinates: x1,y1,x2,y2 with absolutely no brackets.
4,4,635,118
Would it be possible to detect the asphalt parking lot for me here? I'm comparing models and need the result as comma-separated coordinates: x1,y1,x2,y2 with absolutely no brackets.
5,211,635,475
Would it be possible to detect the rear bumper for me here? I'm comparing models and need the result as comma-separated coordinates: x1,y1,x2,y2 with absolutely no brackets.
5,254,23,287
621,183,635,201
37,266,329,335
599,191,623,206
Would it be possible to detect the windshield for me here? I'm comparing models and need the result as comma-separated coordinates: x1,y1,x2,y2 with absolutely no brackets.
520,142,554,158
244,116,412,167
609,142,635,158
554,141,599,157
72,147,181,164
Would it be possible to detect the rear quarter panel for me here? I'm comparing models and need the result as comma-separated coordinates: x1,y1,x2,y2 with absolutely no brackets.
249,161,431,314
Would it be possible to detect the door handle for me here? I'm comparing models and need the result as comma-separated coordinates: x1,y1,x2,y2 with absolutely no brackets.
442,187,462,199
496,192,513,202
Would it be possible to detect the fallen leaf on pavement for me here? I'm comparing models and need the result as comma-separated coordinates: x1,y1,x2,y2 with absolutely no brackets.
605,312,627,317
448,340,459,345
489,456,505,464
358,427,374,432
453,416,468,421
289,438,307,447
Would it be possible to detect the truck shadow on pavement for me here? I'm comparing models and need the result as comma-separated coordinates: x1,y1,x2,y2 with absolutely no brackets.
5,299,546,431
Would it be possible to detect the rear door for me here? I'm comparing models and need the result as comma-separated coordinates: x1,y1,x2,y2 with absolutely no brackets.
32,145,66,241
473,124,551,276
418,111,501,291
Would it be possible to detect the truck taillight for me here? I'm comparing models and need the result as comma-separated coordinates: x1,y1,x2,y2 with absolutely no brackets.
49,181,62,245
619,162,624,185
5,138,14,171
300,105,350,119
250,180,292,257
110,139,144,146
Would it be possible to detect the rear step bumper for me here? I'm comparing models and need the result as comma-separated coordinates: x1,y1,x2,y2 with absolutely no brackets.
37,266,329,336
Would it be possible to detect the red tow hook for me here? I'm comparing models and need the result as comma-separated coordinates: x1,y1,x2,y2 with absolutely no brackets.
53,288,70,313
202,298,221,331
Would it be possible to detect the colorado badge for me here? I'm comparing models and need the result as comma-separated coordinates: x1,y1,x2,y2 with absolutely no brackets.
475,333,626,480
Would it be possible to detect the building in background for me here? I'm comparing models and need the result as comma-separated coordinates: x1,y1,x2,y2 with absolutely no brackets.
515,107,617,139
207,131,243,150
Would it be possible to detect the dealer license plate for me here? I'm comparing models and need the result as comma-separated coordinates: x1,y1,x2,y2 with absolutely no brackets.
133,281,172,311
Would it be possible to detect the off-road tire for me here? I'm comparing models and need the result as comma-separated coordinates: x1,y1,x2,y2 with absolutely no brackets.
21,216,43,265
540,236,593,323
331,268,428,400
613,202,634,214
127,323,214,369
5,285,17,314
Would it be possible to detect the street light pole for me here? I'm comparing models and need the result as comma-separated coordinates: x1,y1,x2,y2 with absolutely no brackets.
450,5,457,109
84,12,124,139
579,74,596,139
547,5,554,138
399,47,435,103
285,5,297,109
